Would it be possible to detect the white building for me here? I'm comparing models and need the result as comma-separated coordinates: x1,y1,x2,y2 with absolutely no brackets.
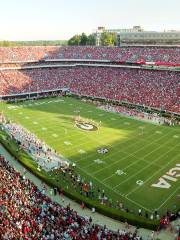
95,26,180,45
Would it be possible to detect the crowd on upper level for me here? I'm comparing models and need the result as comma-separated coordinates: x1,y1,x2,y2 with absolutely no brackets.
0,46,180,63
1,67,179,113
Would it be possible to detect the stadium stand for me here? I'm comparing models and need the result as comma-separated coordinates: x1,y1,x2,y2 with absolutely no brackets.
0,46,180,63
0,67,179,113
0,154,142,240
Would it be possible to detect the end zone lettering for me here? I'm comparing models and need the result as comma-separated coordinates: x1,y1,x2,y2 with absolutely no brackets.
151,164,180,189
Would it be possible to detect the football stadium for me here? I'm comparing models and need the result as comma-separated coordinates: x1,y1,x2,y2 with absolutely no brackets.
0,45,179,239
0,1,180,240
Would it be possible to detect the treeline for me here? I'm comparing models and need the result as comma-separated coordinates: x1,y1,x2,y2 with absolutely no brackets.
0,40,67,47
68,32,117,46
0,32,117,47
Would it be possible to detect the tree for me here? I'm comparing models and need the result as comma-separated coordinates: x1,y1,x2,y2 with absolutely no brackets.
68,35,81,46
100,32,117,46
68,33,96,46
87,34,96,45
80,33,88,46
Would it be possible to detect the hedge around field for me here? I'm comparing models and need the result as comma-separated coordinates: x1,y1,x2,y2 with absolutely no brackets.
0,127,159,230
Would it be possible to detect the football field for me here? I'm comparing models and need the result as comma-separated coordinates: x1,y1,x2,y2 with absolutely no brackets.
1,96,180,215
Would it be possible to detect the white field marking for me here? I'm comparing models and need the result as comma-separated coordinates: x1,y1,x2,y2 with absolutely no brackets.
126,151,180,198
87,110,92,113
98,113,104,116
78,149,86,154
140,158,162,168
64,141,72,146
136,180,144,186
173,135,179,139
14,100,180,160
8,106,17,110
52,133,58,138
81,159,105,169
76,165,152,212
69,103,73,106
156,186,180,210
113,142,179,190
10,102,178,134
115,169,127,176
92,125,173,175
25,116,30,119
94,159,104,164
33,121,38,125
74,122,172,167
101,137,179,183
18,105,176,163
18,112,23,115
82,159,105,169
101,156,142,183
24,112,138,149
156,131,162,134
54,99,64,102
100,157,162,184
139,126,145,129
42,127,47,131
81,122,165,175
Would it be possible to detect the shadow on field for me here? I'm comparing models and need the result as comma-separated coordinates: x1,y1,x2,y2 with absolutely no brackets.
18,95,143,132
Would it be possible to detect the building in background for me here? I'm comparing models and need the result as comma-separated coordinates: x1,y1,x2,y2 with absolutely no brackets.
94,26,180,46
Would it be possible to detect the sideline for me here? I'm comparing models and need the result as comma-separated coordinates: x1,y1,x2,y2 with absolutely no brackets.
0,144,177,240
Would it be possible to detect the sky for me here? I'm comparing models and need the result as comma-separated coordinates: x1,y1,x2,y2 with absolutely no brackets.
0,0,180,41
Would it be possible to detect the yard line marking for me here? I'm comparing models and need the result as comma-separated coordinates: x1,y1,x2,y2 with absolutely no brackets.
92,126,175,175
81,124,168,176
173,135,179,139
156,186,180,210
155,131,162,134
126,151,180,198
76,165,152,212
113,142,179,190
52,133,58,138
78,149,86,154
81,159,105,169
124,122,130,125
64,141,72,146
102,144,176,184
101,157,162,183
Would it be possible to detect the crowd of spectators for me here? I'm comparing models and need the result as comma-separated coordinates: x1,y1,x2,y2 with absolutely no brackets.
1,67,179,113
1,46,180,63
0,154,143,240
3,122,69,170
97,104,178,125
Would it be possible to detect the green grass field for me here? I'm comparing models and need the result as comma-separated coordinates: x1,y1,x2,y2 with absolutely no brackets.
1,96,180,215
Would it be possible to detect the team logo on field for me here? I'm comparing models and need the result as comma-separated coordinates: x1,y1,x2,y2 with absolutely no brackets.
75,118,98,132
